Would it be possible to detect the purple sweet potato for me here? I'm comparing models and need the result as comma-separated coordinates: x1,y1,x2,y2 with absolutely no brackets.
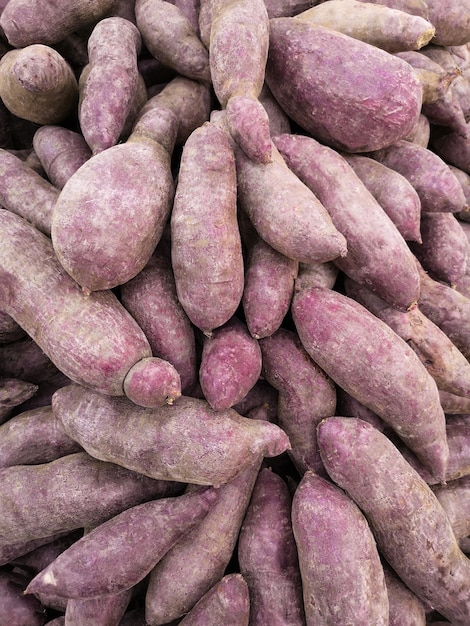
178,574,250,626
64,590,133,626
0,377,38,423
266,18,422,152
0,451,180,544
294,261,339,292
292,287,448,482
383,565,427,626
171,120,244,335
0,405,81,467
78,17,142,154
237,468,305,625
232,379,279,417
135,0,210,82
145,462,261,625
403,113,430,147
317,416,470,625
440,390,470,415
274,133,420,311
242,237,298,339
26,487,217,599
0,210,181,406
341,152,422,242
0,533,76,568
432,474,470,540
0,337,69,386
430,125,470,175
260,327,336,476
424,0,470,46
32,125,92,189
0,310,25,344
52,384,290,487
292,470,389,625
369,139,468,213
258,82,291,137
120,252,198,395
199,317,263,411
122,356,181,408
335,388,387,431
11,531,82,574
0,569,47,626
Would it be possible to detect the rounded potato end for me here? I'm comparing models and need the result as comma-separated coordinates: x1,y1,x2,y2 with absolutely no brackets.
123,356,182,408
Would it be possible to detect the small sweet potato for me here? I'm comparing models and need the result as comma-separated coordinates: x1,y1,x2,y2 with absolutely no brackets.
403,113,430,147
294,261,339,291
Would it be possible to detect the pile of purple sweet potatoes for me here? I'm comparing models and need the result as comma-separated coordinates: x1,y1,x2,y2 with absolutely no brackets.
1,0,470,623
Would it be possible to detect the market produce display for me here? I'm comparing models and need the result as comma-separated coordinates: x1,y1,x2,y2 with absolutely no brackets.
1,0,470,623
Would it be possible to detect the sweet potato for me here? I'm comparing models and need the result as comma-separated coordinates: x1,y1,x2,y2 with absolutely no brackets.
424,0,470,46
430,126,470,174
199,317,263,411
295,261,339,291
0,533,75,569
292,287,448,482
242,237,298,339
0,451,180,543
26,487,217,600
232,379,279,417
296,0,435,52
403,113,430,147
52,384,290,486
292,470,389,624
440,390,470,414
0,310,25,343
32,125,92,189
266,18,422,152
274,133,420,311
135,0,210,82
0,337,67,385
0,377,38,423
335,388,387,431
432,475,470,540
237,468,305,625
317,416,470,625
64,590,132,626
258,82,291,137
145,462,260,625
349,0,430,17
260,327,336,476
0,569,46,626
178,574,250,626
383,565,427,626
11,531,82,574
171,120,244,335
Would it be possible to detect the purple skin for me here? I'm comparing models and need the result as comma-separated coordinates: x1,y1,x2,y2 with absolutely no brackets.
383,565,427,626
0,377,38,424
199,317,263,411
292,470,389,625
266,19,422,153
0,337,64,384
11,530,82,574
440,390,470,414
449,166,470,210
65,590,133,626
145,462,261,625
295,261,339,291
369,139,468,213
25,487,217,599
431,126,470,175
335,388,387,432
232,379,278,417
0,148,59,235
171,121,244,335
292,287,448,482
0,405,82,467
258,82,291,137
433,474,470,540
0,569,47,626
422,83,468,134
404,113,430,147
316,416,470,625
123,356,182,408
242,237,298,339
0,210,162,400
178,574,250,626
52,384,290,487
260,327,336,476
235,142,348,265
0,532,75,568
344,276,470,398
120,252,198,395
32,125,92,189
341,153,422,242
237,468,305,626
0,310,25,343
274,133,420,311
424,0,470,46
0,451,180,544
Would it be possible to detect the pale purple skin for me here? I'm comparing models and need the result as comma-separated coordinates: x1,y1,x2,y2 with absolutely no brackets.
332,0,430,17
171,121,244,335
425,0,470,45
32,125,92,190
242,238,298,339
263,0,318,18
341,153,422,242
0,570,47,625
235,142,348,265
431,126,470,175
0,0,119,47
259,328,336,476
0,310,25,343
0,210,155,398
344,277,470,398
0,405,81,467
52,384,290,486
292,470,389,625
335,388,387,432
172,0,200,33
12,531,82,574
0,532,75,568
145,462,261,625
292,287,448,482
78,18,141,154
422,84,468,134
65,590,133,626
440,390,470,414
274,133,420,311
136,0,210,82
0,148,59,235
369,139,468,213
295,262,339,291
123,356,182,408
26,487,217,600
383,565,427,626
403,113,431,147
409,212,468,285
199,317,263,411
258,82,291,137
449,166,470,212
120,253,198,395
416,260,470,360
209,0,271,163
237,468,305,626
266,19,422,153
232,379,279,417
433,475,470,539
316,416,470,625
0,451,180,544
0,377,38,423
178,574,250,626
